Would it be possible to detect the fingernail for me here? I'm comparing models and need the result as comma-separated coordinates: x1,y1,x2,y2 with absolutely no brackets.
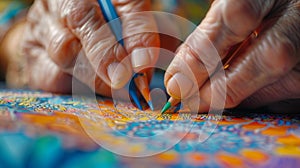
166,73,194,99
114,0,130,3
131,48,152,69
108,62,131,89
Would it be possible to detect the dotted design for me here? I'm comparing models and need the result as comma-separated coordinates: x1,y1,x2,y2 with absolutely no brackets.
0,89,300,167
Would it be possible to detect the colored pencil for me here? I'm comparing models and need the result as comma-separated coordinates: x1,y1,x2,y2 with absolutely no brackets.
98,0,153,110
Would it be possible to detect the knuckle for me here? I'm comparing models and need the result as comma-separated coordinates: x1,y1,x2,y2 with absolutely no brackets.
258,34,295,78
185,44,215,74
256,1,300,79
223,0,263,37
27,0,48,23
141,33,160,48
49,36,80,70
62,1,100,30
113,0,150,12
275,4,300,55
175,45,208,77
87,39,113,64
126,33,160,52
185,28,220,71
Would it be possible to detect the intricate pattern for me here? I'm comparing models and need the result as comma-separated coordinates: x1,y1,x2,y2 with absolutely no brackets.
0,87,300,167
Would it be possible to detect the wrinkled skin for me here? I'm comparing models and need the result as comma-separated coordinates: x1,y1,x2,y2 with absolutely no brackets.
21,0,159,96
165,0,300,112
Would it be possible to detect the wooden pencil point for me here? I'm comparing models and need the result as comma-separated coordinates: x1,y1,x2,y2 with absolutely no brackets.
148,101,154,111
161,102,171,114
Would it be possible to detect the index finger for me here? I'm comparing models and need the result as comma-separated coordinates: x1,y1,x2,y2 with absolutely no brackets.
113,0,160,72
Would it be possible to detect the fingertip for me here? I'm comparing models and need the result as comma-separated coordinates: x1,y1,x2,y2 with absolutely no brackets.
107,62,132,89
166,73,195,99
48,29,81,69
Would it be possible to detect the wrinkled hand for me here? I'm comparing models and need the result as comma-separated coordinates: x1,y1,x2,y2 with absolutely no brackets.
165,0,300,112
21,0,159,96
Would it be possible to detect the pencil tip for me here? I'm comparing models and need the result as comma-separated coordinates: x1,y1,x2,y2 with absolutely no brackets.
161,102,171,114
134,100,143,110
136,101,143,110
148,101,154,111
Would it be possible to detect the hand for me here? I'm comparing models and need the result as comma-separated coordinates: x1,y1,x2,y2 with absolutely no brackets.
18,0,159,96
165,0,300,112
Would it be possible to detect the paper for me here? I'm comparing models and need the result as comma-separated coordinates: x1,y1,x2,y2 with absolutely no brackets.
0,87,300,167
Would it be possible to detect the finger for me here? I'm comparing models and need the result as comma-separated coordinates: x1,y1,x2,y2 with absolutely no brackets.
27,0,82,69
23,41,112,96
200,0,276,55
46,19,81,70
199,3,300,109
113,0,160,72
22,19,112,96
57,0,132,89
240,66,300,108
71,50,112,97
164,0,276,99
25,46,73,93
25,0,48,45
22,16,72,93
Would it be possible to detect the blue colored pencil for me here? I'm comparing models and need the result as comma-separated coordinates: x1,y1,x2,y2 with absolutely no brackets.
98,0,124,45
98,0,150,110
129,80,143,110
